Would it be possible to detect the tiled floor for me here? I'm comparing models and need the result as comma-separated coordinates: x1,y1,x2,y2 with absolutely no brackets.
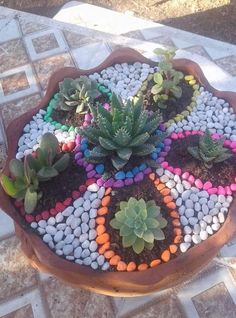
0,4,236,318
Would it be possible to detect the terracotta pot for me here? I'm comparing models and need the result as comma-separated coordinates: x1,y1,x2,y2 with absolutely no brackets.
0,48,235,297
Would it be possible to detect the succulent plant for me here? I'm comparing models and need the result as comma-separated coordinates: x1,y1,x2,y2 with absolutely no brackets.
79,93,165,170
151,48,184,109
0,133,70,214
187,129,232,168
110,197,167,254
54,76,101,114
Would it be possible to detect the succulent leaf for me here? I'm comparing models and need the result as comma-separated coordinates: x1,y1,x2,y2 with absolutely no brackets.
9,159,24,178
24,188,37,214
110,197,166,254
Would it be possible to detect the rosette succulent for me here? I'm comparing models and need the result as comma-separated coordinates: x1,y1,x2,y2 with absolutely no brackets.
54,76,101,114
187,129,232,168
80,93,165,170
0,133,70,214
110,197,167,254
151,48,184,109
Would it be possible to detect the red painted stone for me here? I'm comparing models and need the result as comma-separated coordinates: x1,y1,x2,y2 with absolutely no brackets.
63,198,72,206
41,210,49,220
72,191,80,199
25,214,35,223
35,215,42,222
55,202,65,212
86,178,97,186
62,143,69,152
79,185,86,193
50,208,57,216
14,200,23,208
67,141,76,151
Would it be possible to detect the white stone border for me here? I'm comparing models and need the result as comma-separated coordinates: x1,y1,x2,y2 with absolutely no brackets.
0,64,39,104
0,288,47,317
177,268,236,318
24,28,68,61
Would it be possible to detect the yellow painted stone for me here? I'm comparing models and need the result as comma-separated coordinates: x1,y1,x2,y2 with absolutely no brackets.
189,79,196,85
184,75,194,81
181,110,189,117
148,74,153,81
193,84,200,90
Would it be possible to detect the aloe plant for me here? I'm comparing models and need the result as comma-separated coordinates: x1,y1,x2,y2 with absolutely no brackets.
187,129,232,168
54,76,101,114
79,93,165,170
151,48,184,109
0,133,70,214
110,197,167,254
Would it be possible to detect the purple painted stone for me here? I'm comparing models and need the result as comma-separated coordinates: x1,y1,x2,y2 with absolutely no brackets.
87,170,96,178
97,178,105,186
125,178,134,186
75,152,83,160
104,178,114,187
94,174,101,178
114,180,124,188
160,151,167,157
159,123,166,131
144,167,152,174
164,146,171,152
157,157,164,163
86,163,94,172
84,113,92,121
164,138,172,145
77,159,84,166
83,161,88,167
134,172,144,183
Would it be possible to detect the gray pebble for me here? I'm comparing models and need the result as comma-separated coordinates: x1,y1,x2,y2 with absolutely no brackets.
185,208,194,218
74,207,84,217
91,262,98,270
46,225,57,236
82,240,90,249
81,223,89,234
64,234,74,244
56,213,64,223
74,246,82,258
63,244,73,256
91,199,101,209
62,206,74,217
81,248,90,258
73,197,84,208
79,233,88,243
74,227,81,237
83,257,92,265
54,230,64,243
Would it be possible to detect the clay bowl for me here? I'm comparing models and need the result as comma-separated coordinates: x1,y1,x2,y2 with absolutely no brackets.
0,47,235,297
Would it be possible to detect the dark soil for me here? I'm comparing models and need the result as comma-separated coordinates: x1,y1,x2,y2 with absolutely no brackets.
33,153,86,215
51,108,85,128
167,135,236,186
144,79,193,122
105,177,177,268
51,94,109,128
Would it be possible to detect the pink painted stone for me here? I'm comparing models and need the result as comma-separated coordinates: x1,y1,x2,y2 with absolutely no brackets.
174,168,182,175
232,148,236,153
217,186,226,195
224,140,231,146
178,132,184,138
182,172,190,179
203,181,212,190
97,178,105,186
195,179,203,189
161,161,168,168
103,103,110,110
212,133,220,140
125,178,134,186
230,184,236,191
168,166,174,172
208,188,218,194
188,175,195,183
185,131,191,136
225,186,232,195
191,130,198,135
231,141,236,148
171,133,178,140
84,113,92,121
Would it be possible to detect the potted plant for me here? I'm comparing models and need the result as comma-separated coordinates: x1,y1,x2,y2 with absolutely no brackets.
0,47,235,296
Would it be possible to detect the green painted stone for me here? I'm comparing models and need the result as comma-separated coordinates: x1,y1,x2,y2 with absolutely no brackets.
61,125,68,131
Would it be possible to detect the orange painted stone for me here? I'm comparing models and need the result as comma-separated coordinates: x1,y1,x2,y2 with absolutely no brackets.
161,250,170,262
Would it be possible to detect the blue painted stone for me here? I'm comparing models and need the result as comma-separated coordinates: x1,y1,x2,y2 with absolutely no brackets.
80,143,88,151
84,149,90,157
126,171,134,178
115,171,126,180
155,148,161,154
95,164,105,174
81,138,88,144
151,153,158,160
159,142,164,149
139,163,147,171
132,167,139,175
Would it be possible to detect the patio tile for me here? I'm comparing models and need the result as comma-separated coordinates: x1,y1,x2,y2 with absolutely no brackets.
121,30,145,41
215,56,236,77
0,93,41,128
0,65,39,104
147,35,175,48
0,144,7,171
0,209,15,240
42,277,91,318
24,29,68,61
63,30,97,49
0,39,29,73
0,18,20,44
72,42,111,69
0,236,37,301
184,45,212,60
18,17,48,35
2,304,34,318
83,293,115,318
192,282,236,318
33,53,75,90
129,296,183,318
220,236,236,257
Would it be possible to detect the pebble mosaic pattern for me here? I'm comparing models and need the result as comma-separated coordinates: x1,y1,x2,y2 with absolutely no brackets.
13,62,236,272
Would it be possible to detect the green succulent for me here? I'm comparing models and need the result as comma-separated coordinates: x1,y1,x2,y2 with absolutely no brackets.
110,197,167,254
54,76,101,114
151,48,184,109
79,93,165,170
187,129,232,168
0,133,70,214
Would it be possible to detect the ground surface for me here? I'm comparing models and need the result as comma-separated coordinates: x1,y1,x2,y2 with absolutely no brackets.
1,0,236,44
